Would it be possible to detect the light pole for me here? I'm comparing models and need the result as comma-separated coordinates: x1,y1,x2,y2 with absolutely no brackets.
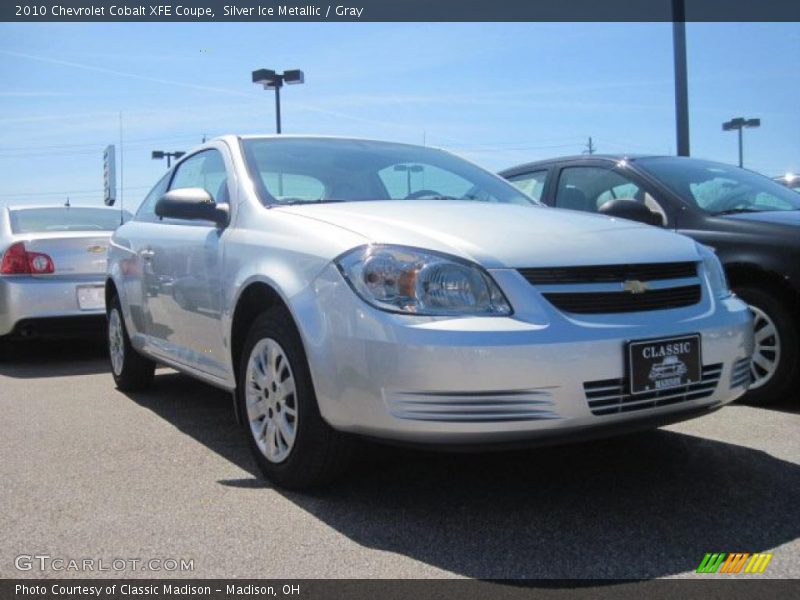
252,68,305,134
393,164,424,195
722,117,761,168
151,150,185,168
672,0,690,157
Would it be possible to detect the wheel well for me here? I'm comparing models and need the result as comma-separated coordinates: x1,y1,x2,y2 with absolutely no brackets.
105,278,117,309
230,282,285,379
725,262,799,316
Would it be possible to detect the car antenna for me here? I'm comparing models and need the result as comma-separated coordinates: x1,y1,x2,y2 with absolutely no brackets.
64,196,71,208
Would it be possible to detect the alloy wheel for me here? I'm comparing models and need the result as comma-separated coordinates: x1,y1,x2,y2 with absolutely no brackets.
245,338,298,463
108,308,125,376
749,303,781,390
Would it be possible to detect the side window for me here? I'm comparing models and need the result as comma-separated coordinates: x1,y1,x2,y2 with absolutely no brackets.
169,149,229,204
556,166,667,224
507,170,548,201
135,172,171,222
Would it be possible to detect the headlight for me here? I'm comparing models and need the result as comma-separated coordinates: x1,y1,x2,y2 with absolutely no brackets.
335,245,512,316
697,243,731,299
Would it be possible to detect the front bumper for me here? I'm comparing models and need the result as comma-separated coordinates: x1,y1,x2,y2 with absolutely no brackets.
0,275,106,337
296,265,753,445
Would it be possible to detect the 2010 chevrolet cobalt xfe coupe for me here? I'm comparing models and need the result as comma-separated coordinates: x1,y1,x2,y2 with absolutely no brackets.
106,136,753,489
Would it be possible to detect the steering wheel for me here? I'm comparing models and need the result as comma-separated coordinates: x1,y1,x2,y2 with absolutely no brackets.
405,189,443,200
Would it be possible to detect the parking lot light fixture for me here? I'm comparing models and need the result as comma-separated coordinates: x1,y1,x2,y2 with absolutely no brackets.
151,150,186,168
252,68,305,134
722,117,761,168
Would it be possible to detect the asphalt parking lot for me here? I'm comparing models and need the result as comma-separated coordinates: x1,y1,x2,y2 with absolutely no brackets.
1,340,798,580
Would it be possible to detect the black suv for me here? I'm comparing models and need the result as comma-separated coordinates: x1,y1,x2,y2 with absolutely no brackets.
500,155,800,406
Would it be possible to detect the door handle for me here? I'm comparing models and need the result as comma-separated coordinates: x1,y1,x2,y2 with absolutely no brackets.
140,249,155,260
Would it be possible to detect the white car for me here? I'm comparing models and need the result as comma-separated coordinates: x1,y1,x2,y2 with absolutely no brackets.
106,136,753,489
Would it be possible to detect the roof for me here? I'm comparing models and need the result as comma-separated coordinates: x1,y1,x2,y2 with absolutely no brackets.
498,154,661,175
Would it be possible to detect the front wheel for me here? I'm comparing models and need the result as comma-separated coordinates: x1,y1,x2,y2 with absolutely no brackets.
735,286,798,406
237,306,354,489
107,295,155,391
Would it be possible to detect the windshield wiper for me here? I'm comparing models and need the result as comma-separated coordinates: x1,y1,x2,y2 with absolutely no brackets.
712,207,765,216
279,199,349,206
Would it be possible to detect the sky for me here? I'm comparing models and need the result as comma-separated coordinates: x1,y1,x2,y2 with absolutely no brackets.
0,21,798,211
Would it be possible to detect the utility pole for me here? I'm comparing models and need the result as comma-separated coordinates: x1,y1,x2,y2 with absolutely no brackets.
583,136,596,155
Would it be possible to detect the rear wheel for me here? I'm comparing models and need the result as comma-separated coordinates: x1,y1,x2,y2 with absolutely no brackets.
735,286,799,406
107,295,155,391
237,306,354,489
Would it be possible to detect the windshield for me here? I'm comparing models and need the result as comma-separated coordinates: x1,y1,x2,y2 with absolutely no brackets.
240,138,534,206
9,207,131,233
636,157,800,215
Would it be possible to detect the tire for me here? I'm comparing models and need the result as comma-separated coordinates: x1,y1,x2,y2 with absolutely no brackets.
107,295,155,392
237,306,354,489
734,285,799,406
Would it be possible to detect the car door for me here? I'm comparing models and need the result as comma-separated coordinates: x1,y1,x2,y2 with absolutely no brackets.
115,172,171,343
144,146,232,380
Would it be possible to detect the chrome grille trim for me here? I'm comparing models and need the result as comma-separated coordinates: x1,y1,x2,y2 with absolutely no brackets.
584,364,722,416
518,262,698,285
731,357,752,389
385,388,559,422
543,284,701,314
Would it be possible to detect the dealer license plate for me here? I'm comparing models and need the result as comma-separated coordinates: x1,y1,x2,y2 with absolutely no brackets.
627,334,701,395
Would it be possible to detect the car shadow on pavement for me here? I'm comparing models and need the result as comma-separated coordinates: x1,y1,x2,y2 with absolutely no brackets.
124,371,800,580
0,338,109,378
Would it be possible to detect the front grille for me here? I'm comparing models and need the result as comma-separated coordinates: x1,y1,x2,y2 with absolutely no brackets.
731,357,752,389
519,262,697,285
385,388,558,423
543,284,701,314
584,363,722,416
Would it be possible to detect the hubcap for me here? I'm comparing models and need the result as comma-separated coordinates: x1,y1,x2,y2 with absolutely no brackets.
245,338,298,463
749,304,781,390
108,308,125,376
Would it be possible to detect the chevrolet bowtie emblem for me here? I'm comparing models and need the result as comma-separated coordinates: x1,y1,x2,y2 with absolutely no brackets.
87,245,106,254
622,280,649,294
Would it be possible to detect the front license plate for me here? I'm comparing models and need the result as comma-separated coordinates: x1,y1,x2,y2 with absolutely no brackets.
627,334,701,395
77,285,105,311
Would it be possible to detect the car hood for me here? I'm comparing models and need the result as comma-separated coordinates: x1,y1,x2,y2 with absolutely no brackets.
278,200,701,268
723,210,800,227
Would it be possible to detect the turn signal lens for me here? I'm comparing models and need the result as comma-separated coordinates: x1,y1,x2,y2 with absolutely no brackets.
0,242,55,275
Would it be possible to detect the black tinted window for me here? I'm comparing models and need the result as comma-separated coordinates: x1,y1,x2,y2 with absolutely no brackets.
10,207,130,233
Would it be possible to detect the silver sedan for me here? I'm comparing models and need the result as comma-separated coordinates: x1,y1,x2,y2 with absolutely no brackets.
0,205,129,340
106,136,752,489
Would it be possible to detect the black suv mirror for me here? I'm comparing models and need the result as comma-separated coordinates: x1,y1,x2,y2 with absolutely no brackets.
155,188,229,227
598,198,663,226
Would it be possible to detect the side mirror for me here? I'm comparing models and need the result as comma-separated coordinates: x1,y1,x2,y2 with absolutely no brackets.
598,198,663,226
155,188,229,227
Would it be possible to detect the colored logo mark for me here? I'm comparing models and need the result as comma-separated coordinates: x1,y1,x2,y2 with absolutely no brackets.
696,552,773,574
